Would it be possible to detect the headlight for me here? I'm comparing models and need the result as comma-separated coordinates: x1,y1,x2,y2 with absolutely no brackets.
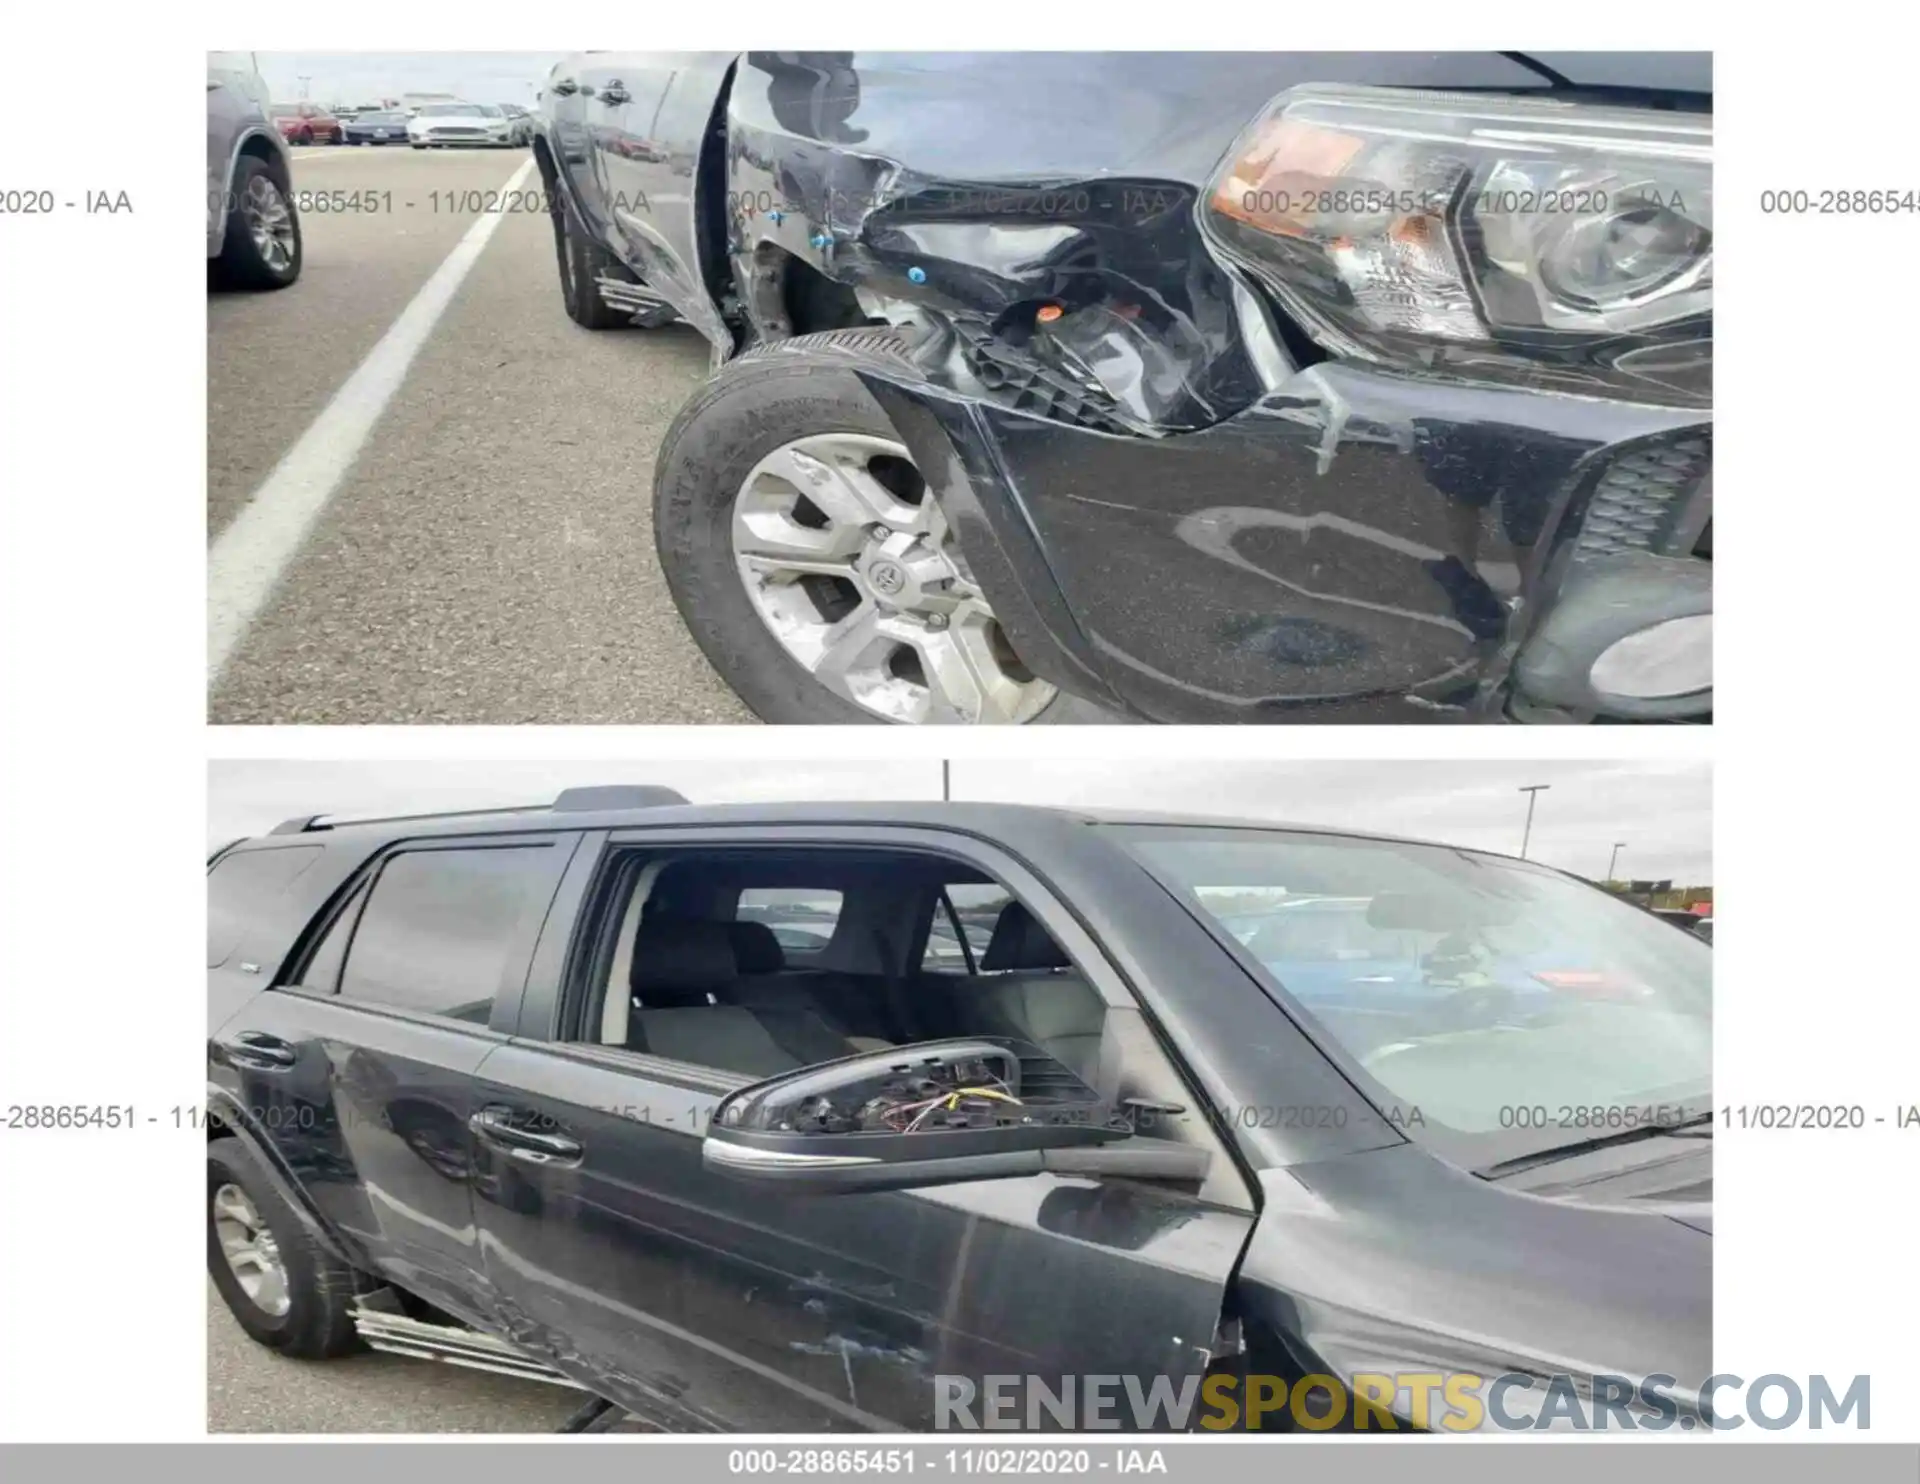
1589,614,1712,701
1201,85,1711,406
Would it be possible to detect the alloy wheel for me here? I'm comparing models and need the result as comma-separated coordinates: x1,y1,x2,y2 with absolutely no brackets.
212,1182,291,1317
242,177,296,273
730,432,1055,724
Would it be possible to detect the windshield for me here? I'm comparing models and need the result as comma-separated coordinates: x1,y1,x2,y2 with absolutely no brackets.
1116,826,1711,1167
417,104,478,116
355,112,403,124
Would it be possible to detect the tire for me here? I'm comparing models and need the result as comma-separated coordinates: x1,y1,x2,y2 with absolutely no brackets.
653,330,1101,725
211,155,302,291
207,1137,363,1358
549,193,634,330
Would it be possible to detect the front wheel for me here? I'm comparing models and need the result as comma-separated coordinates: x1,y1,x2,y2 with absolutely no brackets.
653,331,1084,725
207,1138,363,1358
210,156,301,291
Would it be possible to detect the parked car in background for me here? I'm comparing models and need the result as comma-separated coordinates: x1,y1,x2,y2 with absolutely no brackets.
208,59,302,290
206,788,1710,1431
269,102,342,146
498,102,534,145
342,110,412,146
407,101,518,148
1650,908,1712,939
533,53,1712,728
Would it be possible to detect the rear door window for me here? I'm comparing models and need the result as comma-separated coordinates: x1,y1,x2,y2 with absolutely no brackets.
207,846,323,968
734,888,843,959
337,846,555,1022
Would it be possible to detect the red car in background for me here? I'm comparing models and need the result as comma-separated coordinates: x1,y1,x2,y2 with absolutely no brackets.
269,102,342,146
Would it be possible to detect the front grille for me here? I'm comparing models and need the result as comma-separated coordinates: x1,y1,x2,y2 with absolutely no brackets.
1574,433,1711,559
429,127,486,138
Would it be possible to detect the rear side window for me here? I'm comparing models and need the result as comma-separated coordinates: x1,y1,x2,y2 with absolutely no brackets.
208,846,323,968
337,847,551,1021
734,888,842,958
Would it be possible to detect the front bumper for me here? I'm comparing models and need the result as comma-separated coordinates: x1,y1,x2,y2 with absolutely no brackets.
861,363,1710,725
412,129,517,146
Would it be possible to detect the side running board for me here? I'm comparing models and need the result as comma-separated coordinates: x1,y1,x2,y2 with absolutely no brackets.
593,275,678,328
351,1294,586,1389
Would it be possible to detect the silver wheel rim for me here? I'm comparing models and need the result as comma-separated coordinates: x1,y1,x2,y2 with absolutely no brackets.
213,1183,291,1317
243,176,295,272
731,432,1056,724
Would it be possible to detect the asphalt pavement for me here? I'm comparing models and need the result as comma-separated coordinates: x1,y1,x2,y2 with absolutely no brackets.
208,144,753,723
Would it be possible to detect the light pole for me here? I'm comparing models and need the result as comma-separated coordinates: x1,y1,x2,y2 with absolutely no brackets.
1517,784,1551,859
941,761,951,802
1607,841,1627,882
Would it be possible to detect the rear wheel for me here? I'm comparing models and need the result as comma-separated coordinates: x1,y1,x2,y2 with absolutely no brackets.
207,1138,363,1358
549,192,635,330
653,330,1087,725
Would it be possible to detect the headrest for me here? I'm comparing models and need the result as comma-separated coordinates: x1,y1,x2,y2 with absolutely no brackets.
727,920,786,975
980,901,1071,972
631,918,736,1006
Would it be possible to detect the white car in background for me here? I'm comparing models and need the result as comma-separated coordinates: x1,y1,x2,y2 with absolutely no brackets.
407,102,517,148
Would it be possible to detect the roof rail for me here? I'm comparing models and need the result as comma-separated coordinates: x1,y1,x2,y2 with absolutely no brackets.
552,785,689,811
263,785,690,836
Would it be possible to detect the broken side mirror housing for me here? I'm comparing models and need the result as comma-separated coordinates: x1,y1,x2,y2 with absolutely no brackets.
701,1038,1132,1194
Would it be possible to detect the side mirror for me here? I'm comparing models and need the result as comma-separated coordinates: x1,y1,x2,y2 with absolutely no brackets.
702,1038,1130,1194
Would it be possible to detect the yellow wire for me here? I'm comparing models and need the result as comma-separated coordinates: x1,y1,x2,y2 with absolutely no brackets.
945,1086,1022,1108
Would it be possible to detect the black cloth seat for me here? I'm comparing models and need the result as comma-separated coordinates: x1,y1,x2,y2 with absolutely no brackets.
626,917,876,1076
970,902,1105,1081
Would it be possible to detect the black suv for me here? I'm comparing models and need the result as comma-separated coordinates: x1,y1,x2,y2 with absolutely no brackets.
534,53,1711,726
208,788,1712,1431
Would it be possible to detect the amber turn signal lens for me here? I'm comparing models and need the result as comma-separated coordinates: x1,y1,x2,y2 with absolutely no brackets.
1208,118,1364,238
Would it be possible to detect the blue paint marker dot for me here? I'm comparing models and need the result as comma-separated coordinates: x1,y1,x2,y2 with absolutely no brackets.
811,233,833,249
907,266,927,284
768,209,784,224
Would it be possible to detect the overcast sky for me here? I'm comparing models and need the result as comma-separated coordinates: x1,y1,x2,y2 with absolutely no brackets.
208,760,1709,884
222,52,567,107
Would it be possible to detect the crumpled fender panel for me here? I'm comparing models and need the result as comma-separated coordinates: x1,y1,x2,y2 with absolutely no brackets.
719,51,1552,438
856,361,1707,724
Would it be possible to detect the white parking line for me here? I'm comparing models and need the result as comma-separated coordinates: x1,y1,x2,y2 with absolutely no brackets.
208,154,538,686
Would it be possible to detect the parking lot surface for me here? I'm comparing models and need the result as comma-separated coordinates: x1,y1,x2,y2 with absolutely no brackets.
208,146,753,723
208,1282,583,1433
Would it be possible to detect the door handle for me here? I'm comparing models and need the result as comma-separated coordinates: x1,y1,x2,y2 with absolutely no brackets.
217,1032,296,1069
469,1106,584,1165
549,78,578,96
599,81,630,105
